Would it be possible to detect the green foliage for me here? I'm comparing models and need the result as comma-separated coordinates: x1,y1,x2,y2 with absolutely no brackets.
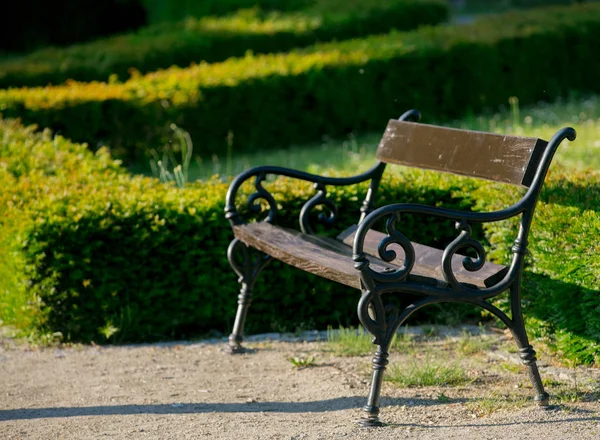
2,3,600,165
474,168,600,365
1,119,599,367
386,358,470,387
0,118,474,343
0,0,448,89
141,0,314,22
287,355,316,368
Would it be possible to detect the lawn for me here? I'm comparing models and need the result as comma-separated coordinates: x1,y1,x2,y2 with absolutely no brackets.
150,95,600,182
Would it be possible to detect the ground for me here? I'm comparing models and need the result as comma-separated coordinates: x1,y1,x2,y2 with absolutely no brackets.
1,328,598,439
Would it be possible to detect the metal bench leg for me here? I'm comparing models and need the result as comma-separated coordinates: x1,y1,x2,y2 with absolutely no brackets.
509,285,549,406
356,290,394,427
225,238,271,354
359,345,390,427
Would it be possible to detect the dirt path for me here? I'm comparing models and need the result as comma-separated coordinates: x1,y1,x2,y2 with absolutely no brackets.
1,332,599,439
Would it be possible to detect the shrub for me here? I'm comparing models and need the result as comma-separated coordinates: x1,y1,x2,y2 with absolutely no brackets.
0,118,475,343
141,0,314,23
1,119,598,365
0,0,448,89
2,4,600,165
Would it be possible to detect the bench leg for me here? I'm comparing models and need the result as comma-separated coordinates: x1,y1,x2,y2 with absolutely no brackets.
225,238,271,354
359,345,390,427
356,291,394,427
509,285,549,406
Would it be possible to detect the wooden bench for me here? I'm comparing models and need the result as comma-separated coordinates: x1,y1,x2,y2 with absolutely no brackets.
224,110,576,426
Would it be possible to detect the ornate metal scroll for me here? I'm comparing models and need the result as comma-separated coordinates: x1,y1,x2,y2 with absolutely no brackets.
441,220,487,290
354,213,415,285
299,183,338,234
246,173,278,223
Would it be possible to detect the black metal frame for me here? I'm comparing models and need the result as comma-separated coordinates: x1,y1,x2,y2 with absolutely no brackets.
224,109,576,426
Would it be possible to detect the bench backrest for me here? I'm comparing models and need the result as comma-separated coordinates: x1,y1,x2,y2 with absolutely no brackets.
376,120,548,187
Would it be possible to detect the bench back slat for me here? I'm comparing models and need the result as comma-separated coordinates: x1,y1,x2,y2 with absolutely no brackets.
376,120,547,187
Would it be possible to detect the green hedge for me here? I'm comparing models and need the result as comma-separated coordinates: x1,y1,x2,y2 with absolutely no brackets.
0,0,448,89
141,0,314,23
2,4,600,165
0,118,476,343
1,118,598,364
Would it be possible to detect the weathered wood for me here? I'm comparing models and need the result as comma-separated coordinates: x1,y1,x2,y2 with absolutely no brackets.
233,223,508,291
337,225,508,288
376,120,547,187
234,223,367,289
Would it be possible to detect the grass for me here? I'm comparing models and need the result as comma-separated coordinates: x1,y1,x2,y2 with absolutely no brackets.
288,355,317,369
386,358,471,387
455,331,495,356
326,326,414,357
151,94,600,182
466,393,530,416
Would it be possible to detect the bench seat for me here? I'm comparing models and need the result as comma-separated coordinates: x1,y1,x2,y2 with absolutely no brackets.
233,222,508,290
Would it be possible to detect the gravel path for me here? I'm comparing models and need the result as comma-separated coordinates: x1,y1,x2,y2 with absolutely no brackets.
1,331,598,439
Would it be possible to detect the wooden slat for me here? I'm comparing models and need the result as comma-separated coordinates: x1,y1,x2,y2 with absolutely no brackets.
234,223,371,289
337,225,508,288
376,120,547,187
233,223,508,290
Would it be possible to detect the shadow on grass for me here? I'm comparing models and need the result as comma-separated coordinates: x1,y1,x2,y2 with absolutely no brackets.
541,179,600,212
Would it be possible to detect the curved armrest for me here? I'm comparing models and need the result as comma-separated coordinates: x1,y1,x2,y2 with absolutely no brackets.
352,201,529,295
225,162,385,230
225,109,422,228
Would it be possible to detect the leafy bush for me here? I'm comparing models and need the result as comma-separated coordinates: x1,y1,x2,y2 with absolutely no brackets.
475,169,600,365
2,4,600,165
0,0,448,89
141,0,314,23
1,119,598,365
0,118,475,343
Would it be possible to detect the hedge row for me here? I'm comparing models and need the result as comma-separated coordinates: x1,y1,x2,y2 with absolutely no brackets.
141,0,316,23
0,0,448,89
1,119,598,364
2,3,600,165
0,118,476,343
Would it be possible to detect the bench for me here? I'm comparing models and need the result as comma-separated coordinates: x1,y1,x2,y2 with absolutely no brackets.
224,109,576,427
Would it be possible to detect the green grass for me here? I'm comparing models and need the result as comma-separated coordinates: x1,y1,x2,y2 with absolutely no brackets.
455,332,495,356
288,354,317,368
386,358,470,387
153,94,600,181
326,326,414,357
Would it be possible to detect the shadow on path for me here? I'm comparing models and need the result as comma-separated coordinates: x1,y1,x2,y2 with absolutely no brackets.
1,396,597,424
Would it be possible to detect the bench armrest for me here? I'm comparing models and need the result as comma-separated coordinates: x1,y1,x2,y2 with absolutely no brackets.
225,163,385,233
225,109,421,232
352,202,531,295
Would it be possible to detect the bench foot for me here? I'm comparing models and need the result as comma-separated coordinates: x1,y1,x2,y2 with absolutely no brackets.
223,338,249,355
356,410,385,428
534,392,550,407
226,238,271,356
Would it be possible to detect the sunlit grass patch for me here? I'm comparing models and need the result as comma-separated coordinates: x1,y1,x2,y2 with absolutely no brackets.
326,325,414,357
177,94,600,181
386,359,470,387
466,392,530,416
455,331,496,356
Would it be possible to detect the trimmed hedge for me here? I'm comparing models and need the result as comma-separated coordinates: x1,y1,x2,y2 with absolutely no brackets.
141,0,315,23
1,119,598,365
2,4,600,165
0,118,477,343
0,0,448,89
